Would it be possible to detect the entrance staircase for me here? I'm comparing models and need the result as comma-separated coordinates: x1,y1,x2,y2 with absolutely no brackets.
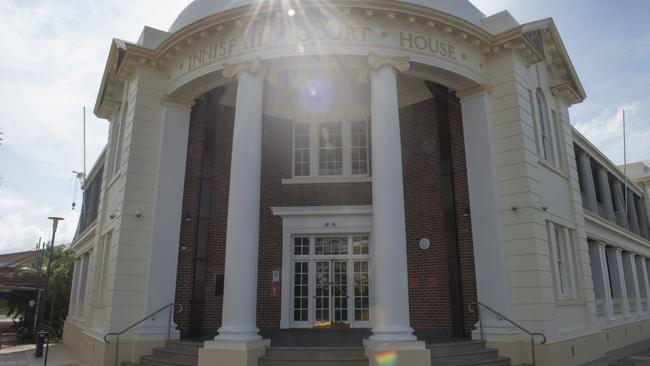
428,340,511,366
124,340,201,366
125,338,512,366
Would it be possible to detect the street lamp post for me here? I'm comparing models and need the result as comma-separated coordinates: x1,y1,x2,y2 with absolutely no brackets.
35,217,63,359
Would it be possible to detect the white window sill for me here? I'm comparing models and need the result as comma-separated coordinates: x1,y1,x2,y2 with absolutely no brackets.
282,176,372,185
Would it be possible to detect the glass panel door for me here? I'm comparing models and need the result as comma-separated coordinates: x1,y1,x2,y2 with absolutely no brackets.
315,261,331,323
353,261,370,324
332,260,348,323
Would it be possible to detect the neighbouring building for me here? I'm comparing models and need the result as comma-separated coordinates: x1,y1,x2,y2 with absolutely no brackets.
62,1,650,366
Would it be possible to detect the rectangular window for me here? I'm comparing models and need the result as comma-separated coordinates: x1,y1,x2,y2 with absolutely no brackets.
97,232,112,302
315,236,348,255
354,261,370,321
551,110,564,171
350,121,369,175
77,251,91,318
319,121,343,176
538,95,553,163
548,222,575,299
293,261,309,322
293,123,310,177
292,119,370,179
293,237,310,256
352,236,369,255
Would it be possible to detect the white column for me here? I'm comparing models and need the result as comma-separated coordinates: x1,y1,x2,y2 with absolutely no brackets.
577,151,598,213
215,60,265,343
459,89,514,334
590,242,615,321
626,191,641,234
67,258,80,321
596,167,615,221
635,256,649,314
138,100,192,337
644,258,650,313
625,252,643,316
607,247,631,318
367,54,416,343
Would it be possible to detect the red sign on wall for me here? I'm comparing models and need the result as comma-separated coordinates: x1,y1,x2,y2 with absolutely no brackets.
427,276,439,288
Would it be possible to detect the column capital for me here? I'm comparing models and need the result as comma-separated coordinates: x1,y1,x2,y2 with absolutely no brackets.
161,95,195,109
456,85,491,99
223,58,263,79
359,53,410,81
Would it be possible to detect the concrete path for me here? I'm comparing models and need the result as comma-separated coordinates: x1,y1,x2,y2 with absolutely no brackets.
0,344,89,366
583,339,650,366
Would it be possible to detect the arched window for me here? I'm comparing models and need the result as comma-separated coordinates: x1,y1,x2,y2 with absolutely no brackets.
536,89,555,164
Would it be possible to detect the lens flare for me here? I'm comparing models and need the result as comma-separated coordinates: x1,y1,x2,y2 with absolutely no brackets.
298,78,334,113
376,351,398,366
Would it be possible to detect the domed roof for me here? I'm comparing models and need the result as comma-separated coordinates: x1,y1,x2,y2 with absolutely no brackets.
169,0,486,33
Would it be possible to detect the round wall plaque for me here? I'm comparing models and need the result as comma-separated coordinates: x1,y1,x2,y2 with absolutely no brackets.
419,238,431,250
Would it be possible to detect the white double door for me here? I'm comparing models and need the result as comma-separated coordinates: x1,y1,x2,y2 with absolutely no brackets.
291,235,371,328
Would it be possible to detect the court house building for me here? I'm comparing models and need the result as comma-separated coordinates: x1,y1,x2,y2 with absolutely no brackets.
63,1,650,365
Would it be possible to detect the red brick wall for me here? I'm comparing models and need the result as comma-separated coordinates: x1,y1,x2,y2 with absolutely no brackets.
174,93,477,337
400,95,477,335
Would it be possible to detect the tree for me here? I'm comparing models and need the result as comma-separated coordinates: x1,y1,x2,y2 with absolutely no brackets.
4,246,75,342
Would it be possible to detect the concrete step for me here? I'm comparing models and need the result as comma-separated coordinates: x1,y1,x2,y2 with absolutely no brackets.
141,355,195,366
152,348,199,364
260,346,369,366
259,357,368,366
431,348,499,365
447,357,511,366
265,346,366,359
164,340,202,354
427,340,486,356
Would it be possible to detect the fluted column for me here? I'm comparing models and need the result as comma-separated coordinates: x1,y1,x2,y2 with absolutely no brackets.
635,256,650,314
577,151,598,213
643,259,650,312
216,59,265,342
627,190,641,235
366,53,416,342
635,198,650,239
613,181,626,227
596,167,615,221
624,252,643,316
590,242,615,321
607,247,631,318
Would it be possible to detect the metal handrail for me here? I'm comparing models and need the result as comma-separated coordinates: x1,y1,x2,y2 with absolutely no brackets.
103,303,182,366
469,302,546,366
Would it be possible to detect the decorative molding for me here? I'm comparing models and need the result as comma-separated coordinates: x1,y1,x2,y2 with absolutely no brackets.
551,84,582,104
222,58,262,79
359,53,410,81
281,177,372,185
271,205,373,217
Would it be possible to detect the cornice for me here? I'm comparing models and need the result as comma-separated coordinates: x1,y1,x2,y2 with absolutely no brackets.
584,210,650,250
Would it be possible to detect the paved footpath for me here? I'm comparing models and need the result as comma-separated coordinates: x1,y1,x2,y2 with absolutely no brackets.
0,344,89,366
583,339,650,366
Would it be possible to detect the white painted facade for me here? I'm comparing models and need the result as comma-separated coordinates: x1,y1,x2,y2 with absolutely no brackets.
62,1,650,366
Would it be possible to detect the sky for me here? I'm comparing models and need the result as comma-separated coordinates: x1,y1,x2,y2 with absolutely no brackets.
0,0,648,253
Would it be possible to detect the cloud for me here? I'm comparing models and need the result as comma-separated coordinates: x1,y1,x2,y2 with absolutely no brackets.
0,0,191,253
574,101,650,165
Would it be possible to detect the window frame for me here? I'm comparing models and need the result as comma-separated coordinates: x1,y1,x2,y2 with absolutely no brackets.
547,221,577,299
536,89,556,165
291,118,370,179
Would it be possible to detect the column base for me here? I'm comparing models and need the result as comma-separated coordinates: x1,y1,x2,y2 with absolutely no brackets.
199,339,270,366
363,339,431,366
